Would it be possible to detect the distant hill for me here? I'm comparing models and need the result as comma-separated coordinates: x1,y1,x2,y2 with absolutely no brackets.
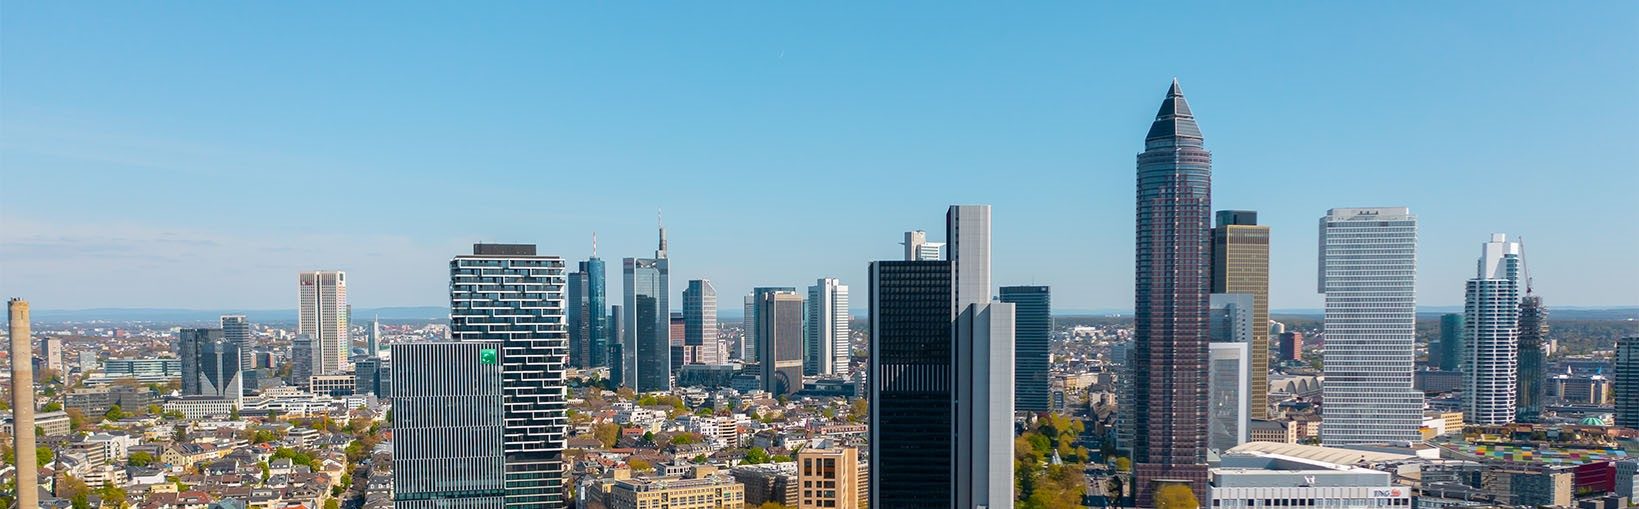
28,306,448,324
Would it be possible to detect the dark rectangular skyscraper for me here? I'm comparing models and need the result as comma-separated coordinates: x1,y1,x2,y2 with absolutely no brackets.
1132,79,1212,504
623,225,670,393
757,291,805,397
179,328,242,404
567,269,591,368
450,243,567,508
869,260,954,509
1438,313,1464,372
1000,286,1050,413
221,315,250,369
1617,337,1639,428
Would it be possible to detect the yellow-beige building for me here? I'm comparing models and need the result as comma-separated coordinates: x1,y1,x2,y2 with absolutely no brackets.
1212,210,1271,420
601,471,745,509
798,447,860,509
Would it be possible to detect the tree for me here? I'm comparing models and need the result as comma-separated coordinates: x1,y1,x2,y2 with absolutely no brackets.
128,451,156,467
743,447,770,465
770,454,792,463
1153,482,1200,509
324,500,339,509
627,458,652,472
65,407,88,431
260,461,271,483
104,404,126,421
36,446,53,468
97,481,128,509
1113,456,1132,472
642,431,655,444
42,401,62,412
592,423,621,448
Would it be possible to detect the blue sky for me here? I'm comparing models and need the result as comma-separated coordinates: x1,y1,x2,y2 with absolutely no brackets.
2,2,1636,312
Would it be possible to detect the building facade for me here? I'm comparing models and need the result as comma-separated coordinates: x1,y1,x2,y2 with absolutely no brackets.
179,328,243,405
622,226,670,393
391,341,507,508
298,270,349,376
683,279,719,366
806,278,850,376
221,314,250,369
1212,210,1271,421
1517,294,1549,422
757,291,805,397
1463,233,1523,425
1000,285,1051,413
1278,332,1303,362
868,259,953,509
1616,337,1639,428
1318,207,1423,445
869,206,1014,509
450,243,568,508
1209,341,1251,452
902,229,944,261
1133,79,1212,503
1438,313,1464,372
798,447,861,509
743,286,796,364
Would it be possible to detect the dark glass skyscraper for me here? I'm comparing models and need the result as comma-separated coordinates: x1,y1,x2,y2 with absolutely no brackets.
1517,294,1549,421
1132,79,1211,504
624,225,670,393
869,260,954,509
1001,285,1050,413
566,256,609,370
1438,313,1464,372
567,269,590,368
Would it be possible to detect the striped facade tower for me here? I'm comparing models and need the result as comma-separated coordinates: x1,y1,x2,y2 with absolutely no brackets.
1463,234,1523,425
392,341,507,508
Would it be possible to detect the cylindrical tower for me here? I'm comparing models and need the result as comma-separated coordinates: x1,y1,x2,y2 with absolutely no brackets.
10,297,39,509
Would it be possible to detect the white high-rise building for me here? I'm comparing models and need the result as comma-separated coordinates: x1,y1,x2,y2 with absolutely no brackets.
1463,233,1523,425
1317,207,1423,445
1207,342,1250,452
949,205,1015,509
806,278,850,376
902,229,945,261
298,271,349,375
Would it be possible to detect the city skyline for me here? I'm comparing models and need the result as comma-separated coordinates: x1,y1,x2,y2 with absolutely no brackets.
4,3,1636,312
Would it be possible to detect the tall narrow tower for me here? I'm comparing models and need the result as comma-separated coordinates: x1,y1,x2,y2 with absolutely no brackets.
1132,79,1212,504
10,298,39,509
298,271,349,375
1517,293,1549,421
1463,233,1523,425
1211,210,1271,420
623,222,671,392
449,243,568,508
806,278,850,376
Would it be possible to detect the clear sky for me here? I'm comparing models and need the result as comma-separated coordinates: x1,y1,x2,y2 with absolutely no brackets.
3,2,1636,313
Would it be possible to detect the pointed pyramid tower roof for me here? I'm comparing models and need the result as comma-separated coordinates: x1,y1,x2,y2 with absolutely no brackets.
1145,78,1204,143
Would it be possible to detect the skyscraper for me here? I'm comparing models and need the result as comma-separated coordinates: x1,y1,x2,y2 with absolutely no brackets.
39,336,63,376
1207,341,1250,452
806,278,850,376
870,206,1013,509
757,291,805,397
10,298,38,509
450,243,568,508
1438,313,1464,372
902,230,944,261
290,334,315,390
1463,233,1523,425
179,328,243,405
1318,207,1423,445
298,270,349,375
585,256,608,368
744,286,796,364
367,315,380,358
1211,210,1270,421
1207,293,1254,451
869,259,953,509
567,266,591,369
1000,285,1051,413
222,314,251,369
1517,294,1549,421
623,224,670,393
1132,79,1212,503
684,279,719,366
392,341,507,507
1615,337,1639,428
1278,331,1304,362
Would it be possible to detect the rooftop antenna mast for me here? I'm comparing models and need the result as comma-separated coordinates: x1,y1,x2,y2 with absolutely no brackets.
1520,236,1533,295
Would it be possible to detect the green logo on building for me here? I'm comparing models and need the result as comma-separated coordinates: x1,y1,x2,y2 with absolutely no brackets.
480,348,498,365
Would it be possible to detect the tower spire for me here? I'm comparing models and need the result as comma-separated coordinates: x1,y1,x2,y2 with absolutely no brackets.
592,231,598,258
656,209,668,259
